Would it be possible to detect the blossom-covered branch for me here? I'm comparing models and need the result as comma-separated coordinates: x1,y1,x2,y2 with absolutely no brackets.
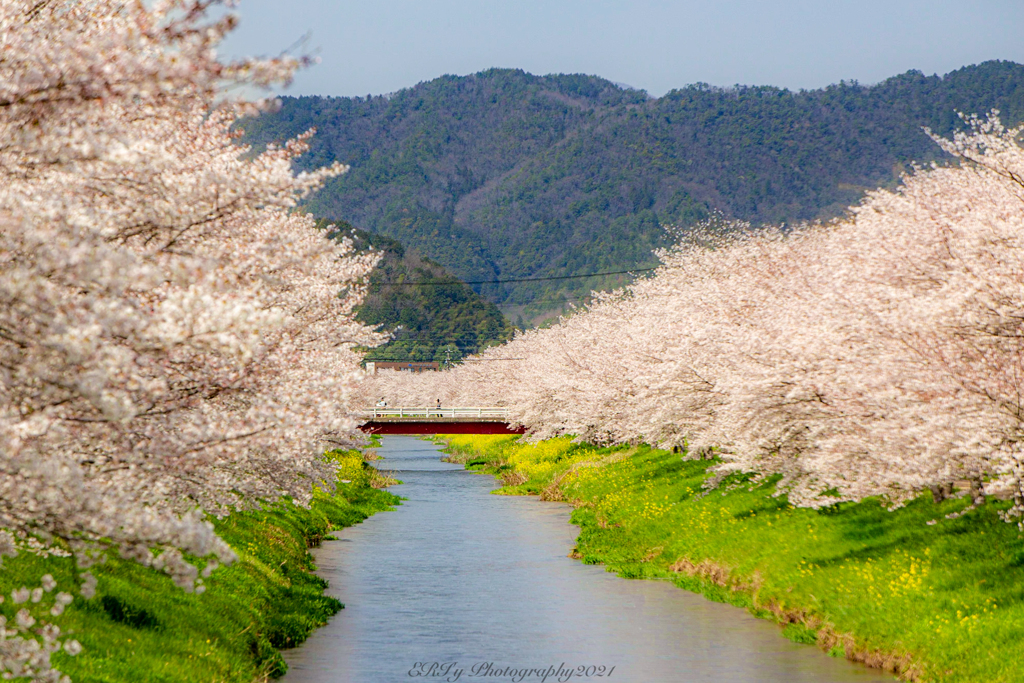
366,114,1024,525
0,1,383,677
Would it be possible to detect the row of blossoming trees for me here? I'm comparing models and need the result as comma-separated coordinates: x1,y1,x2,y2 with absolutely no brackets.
366,115,1024,527
0,1,383,678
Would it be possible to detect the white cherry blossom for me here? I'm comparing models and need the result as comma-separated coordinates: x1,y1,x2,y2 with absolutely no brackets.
368,115,1024,525
0,1,382,677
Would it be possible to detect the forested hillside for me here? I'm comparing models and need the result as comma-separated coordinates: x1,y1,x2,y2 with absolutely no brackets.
325,220,514,363
244,61,1024,316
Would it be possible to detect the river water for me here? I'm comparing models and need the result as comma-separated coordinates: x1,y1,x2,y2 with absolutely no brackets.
283,436,892,683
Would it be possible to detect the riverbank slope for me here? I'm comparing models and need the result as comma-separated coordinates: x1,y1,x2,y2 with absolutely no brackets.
0,449,399,682
438,435,1024,683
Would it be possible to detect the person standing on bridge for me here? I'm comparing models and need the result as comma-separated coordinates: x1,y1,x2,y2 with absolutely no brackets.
376,397,387,408
436,398,442,409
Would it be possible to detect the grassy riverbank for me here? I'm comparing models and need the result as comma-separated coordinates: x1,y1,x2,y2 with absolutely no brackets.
0,449,399,682
438,435,1024,683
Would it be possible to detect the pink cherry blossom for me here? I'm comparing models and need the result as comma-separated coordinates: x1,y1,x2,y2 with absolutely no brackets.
0,2,382,677
367,113,1024,526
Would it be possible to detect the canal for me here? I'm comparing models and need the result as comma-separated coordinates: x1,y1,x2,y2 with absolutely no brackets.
283,436,892,683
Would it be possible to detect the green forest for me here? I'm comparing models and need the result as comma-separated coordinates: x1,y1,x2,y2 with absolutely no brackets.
323,220,514,362
245,61,1024,319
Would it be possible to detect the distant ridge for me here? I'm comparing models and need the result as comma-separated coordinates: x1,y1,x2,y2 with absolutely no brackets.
242,62,1024,319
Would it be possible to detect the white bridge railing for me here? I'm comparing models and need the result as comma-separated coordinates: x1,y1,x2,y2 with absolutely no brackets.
368,406,510,420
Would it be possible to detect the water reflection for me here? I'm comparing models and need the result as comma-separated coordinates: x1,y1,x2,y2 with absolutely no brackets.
283,437,892,683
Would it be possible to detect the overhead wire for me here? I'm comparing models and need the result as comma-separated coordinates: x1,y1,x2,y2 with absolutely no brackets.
366,265,659,287
359,264,668,362
364,357,525,362
359,290,678,355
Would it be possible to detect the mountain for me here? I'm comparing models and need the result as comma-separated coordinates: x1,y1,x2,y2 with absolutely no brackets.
245,62,1024,319
325,220,514,363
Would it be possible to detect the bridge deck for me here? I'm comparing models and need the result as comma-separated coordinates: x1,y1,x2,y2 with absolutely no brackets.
358,407,525,435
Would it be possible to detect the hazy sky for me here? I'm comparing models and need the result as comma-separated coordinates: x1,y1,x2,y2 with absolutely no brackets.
219,1,1024,97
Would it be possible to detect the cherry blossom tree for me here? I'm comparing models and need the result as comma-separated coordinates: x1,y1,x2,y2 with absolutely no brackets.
366,114,1024,526
0,1,382,677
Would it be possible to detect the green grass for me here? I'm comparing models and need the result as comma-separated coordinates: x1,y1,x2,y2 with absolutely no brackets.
437,435,1024,682
0,449,399,682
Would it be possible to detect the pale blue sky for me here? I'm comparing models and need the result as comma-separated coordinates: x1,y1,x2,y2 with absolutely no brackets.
219,1,1024,97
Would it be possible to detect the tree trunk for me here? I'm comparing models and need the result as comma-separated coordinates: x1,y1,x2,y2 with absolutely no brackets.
969,478,985,506
930,482,954,503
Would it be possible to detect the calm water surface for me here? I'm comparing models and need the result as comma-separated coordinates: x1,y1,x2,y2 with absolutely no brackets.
283,437,892,683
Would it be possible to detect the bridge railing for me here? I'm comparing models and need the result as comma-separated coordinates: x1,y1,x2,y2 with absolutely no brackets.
368,406,510,420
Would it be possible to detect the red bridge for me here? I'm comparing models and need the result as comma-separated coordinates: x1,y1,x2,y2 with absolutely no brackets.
358,407,526,435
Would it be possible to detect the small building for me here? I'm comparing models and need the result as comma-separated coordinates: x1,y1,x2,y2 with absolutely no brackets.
366,361,440,374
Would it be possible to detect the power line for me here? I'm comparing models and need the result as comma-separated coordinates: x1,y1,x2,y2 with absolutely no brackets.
494,294,597,307
369,266,659,287
365,357,524,363
362,290,682,339
361,334,509,345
